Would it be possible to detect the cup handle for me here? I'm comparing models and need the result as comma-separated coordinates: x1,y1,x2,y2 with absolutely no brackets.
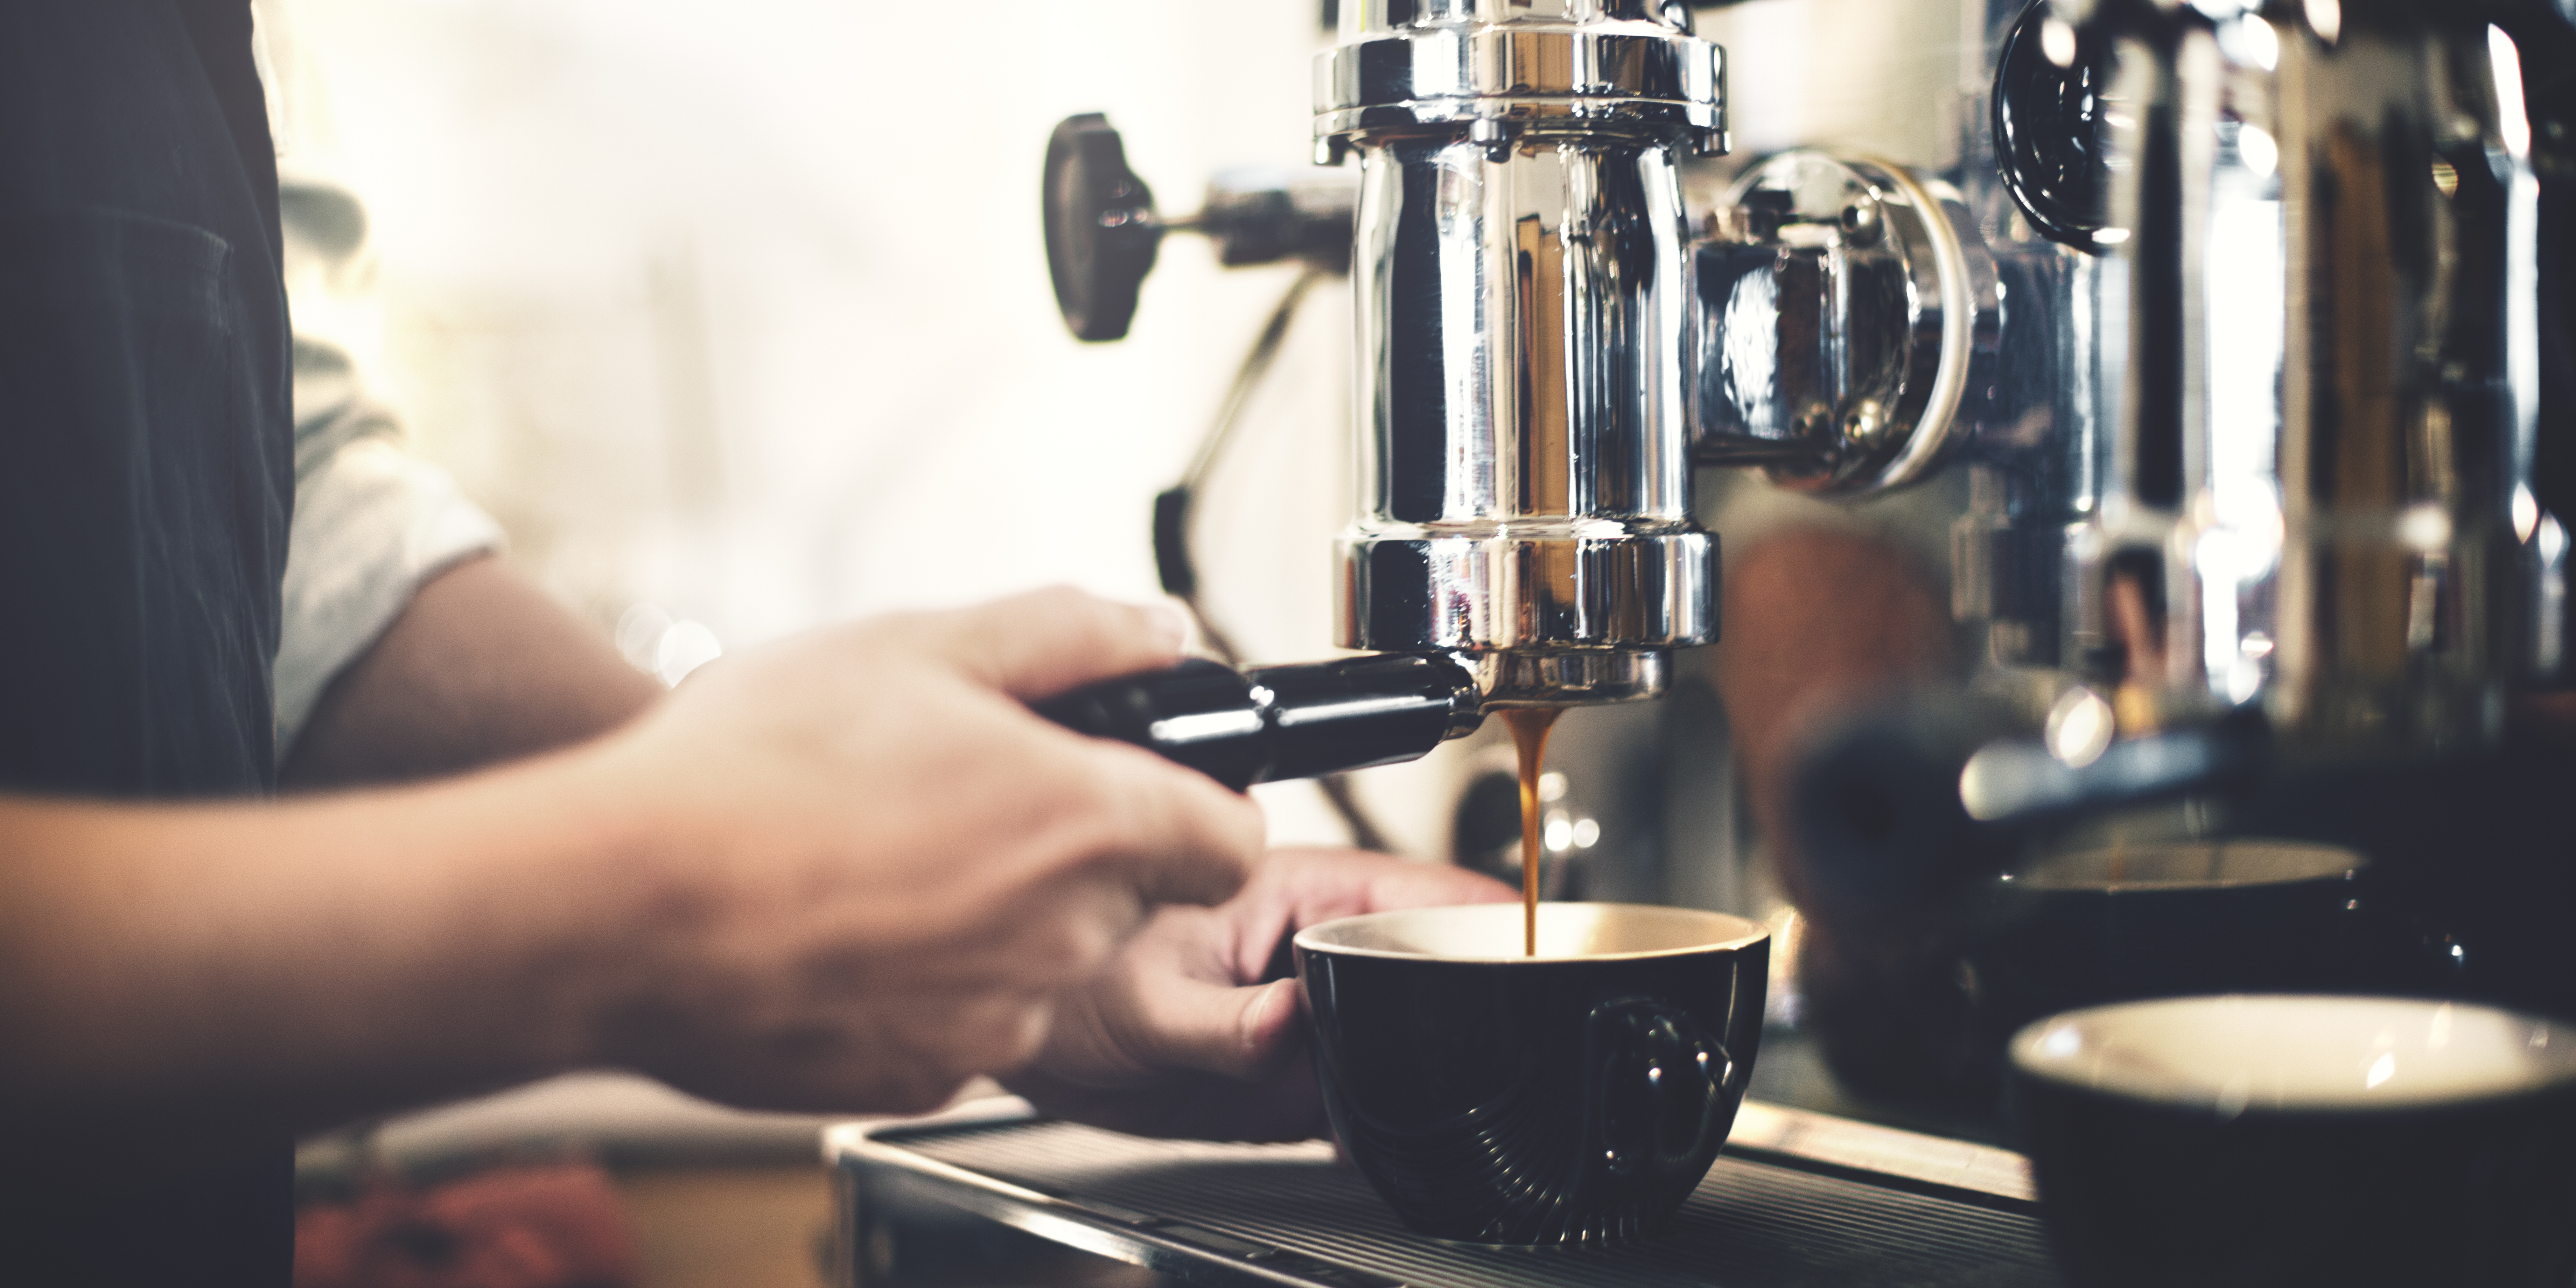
1586,999,1734,1181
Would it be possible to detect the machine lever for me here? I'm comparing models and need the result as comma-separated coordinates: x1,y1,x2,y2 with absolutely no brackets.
1034,655,1481,792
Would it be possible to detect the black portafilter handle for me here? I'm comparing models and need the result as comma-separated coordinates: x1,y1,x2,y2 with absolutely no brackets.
1032,654,1482,791
1791,698,2273,917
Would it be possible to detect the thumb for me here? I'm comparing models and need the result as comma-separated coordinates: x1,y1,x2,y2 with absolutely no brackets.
1134,976,1306,1081
921,586,1191,701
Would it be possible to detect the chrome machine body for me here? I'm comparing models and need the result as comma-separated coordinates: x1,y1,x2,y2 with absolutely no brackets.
1958,0,2561,765
1692,0,2569,813
1045,0,2576,1057
1317,2,1726,706
1686,0,2576,1073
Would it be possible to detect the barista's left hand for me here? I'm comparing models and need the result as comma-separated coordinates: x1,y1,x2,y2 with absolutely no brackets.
1004,847,1513,1142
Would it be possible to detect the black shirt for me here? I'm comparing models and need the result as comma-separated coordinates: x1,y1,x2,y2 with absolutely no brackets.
0,0,295,1282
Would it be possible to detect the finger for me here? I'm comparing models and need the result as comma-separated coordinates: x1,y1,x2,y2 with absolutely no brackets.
917,587,1191,701
1228,848,1516,981
1082,743,1266,909
1130,975,1307,1081
1334,848,1520,912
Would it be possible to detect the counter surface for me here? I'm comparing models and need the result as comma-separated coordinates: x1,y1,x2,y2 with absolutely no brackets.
829,1099,2060,1288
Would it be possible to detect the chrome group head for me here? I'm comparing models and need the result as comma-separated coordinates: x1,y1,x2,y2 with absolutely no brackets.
1318,1,1728,706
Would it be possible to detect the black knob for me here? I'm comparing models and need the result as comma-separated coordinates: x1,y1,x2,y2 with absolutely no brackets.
1044,114,1162,342
1993,1,2112,253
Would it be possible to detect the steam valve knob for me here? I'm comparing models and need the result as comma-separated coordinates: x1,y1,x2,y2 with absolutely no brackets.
1044,113,1162,342
1042,114,1359,342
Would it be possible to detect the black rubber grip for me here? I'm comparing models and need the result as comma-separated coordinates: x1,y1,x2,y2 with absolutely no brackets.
1034,655,1477,791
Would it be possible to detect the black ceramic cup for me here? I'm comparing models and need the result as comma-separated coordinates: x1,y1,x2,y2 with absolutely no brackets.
1963,842,2375,1052
1293,903,1768,1246
2011,995,2576,1288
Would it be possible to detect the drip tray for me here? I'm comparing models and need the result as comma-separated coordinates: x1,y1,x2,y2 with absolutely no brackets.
828,1100,2065,1288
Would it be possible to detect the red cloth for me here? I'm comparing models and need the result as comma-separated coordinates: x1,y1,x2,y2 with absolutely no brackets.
295,1163,641,1288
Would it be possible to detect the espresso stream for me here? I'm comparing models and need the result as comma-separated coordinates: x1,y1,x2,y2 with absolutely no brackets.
1501,707,1565,957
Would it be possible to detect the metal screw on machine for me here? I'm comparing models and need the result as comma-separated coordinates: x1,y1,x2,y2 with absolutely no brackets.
1042,114,1356,343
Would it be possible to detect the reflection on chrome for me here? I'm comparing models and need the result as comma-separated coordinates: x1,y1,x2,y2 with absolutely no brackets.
1693,150,1991,496
1321,1,1723,705
1913,0,2560,831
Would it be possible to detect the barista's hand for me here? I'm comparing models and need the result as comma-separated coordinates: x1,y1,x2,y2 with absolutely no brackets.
573,587,1266,1115
1003,847,1514,1141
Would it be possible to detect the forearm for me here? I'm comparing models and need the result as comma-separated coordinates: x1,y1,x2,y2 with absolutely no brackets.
281,555,663,789
0,749,650,1147
0,589,1265,1176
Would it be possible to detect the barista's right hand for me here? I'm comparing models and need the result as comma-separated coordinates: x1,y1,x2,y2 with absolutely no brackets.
565,587,1265,1115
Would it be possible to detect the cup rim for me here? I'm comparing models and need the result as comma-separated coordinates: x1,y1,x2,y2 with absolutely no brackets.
1293,901,1769,963
2000,839,2366,894
2009,993,2576,1112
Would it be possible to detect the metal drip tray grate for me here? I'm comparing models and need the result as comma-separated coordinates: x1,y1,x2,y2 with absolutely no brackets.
830,1101,2065,1288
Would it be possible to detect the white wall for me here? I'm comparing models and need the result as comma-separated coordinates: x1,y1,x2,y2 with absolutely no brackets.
273,0,1352,663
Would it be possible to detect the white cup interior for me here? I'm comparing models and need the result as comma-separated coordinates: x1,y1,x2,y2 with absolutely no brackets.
2014,841,2365,892
2014,995,2576,1112
1295,902,1766,962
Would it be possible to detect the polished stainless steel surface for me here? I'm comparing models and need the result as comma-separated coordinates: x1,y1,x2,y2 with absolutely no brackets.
2049,0,2550,758
1322,7,1726,704
1733,0,2570,822
1320,0,2562,745
1297,0,2569,749
1316,2,1725,162
1694,151,1996,496
1464,643,1672,706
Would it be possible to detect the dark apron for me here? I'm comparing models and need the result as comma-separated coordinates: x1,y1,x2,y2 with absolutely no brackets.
0,0,295,1283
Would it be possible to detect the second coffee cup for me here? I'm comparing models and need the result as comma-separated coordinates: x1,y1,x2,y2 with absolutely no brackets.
1294,903,1768,1245
2011,994,2576,1287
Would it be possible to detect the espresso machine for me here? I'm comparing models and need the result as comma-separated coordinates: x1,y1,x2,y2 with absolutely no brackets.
1041,0,2574,1049
1033,1,1729,786
836,1,2576,1281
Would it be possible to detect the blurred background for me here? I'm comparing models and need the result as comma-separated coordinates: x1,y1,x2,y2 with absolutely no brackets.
265,0,1348,675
